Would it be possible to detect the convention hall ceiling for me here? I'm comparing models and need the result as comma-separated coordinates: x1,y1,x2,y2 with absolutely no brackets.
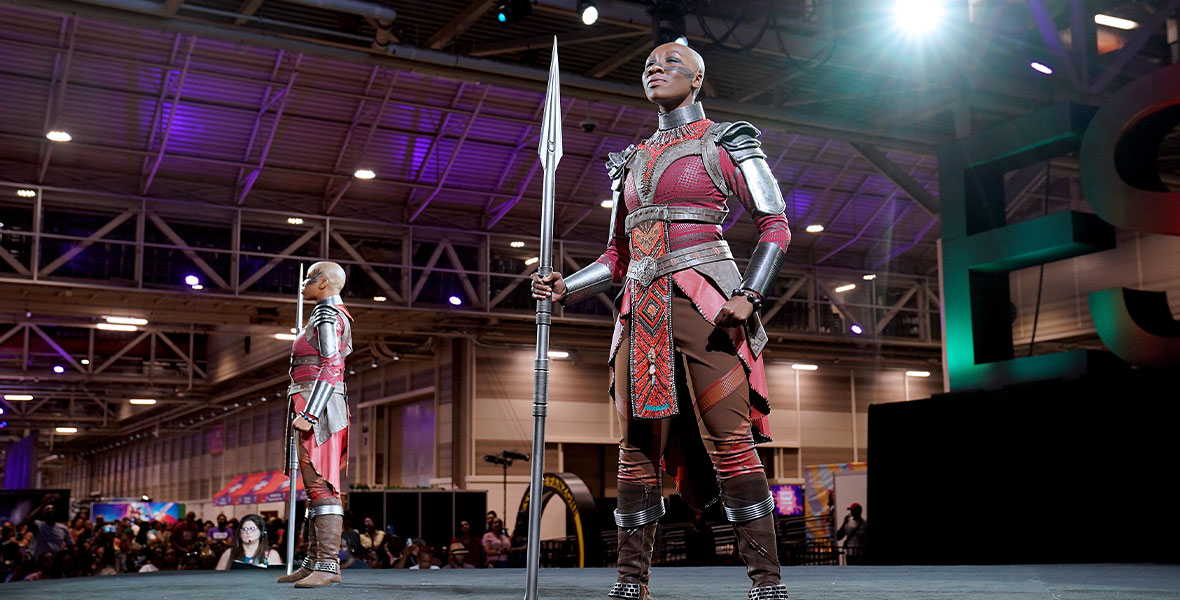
0,0,1176,448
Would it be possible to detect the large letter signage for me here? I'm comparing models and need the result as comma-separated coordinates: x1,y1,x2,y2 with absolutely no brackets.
940,64,1180,391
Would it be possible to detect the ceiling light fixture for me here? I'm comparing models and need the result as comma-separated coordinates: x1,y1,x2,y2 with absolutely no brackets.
496,0,532,24
850,324,864,335
862,274,877,281
1030,61,1053,75
80,359,90,365
130,398,157,405
97,323,138,332
448,295,463,306
1094,14,1137,30
184,275,200,286
601,199,614,208
373,296,387,302
46,130,72,142
53,365,65,374
3,394,33,401
191,284,204,290
510,241,525,248
834,284,856,293
275,333,297,341
791,363,818,371
16,189,36,198
287,217,304,225
55,426,78,434
805,224,824,233
353,168,376,180
104,316,148,326
906,370,932,378
548,350,570,359
578,0,598,25
525,257,539,265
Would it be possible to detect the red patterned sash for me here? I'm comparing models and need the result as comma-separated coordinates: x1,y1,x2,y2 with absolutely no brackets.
629,220,677,419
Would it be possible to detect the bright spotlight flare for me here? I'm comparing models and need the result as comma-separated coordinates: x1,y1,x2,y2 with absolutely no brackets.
524,37,562,600
893,0,944,35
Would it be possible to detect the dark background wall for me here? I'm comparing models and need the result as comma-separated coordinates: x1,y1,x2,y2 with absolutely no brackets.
869,368,1179,564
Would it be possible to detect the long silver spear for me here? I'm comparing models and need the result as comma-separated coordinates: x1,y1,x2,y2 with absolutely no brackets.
525,37,562,600
285,263,304,574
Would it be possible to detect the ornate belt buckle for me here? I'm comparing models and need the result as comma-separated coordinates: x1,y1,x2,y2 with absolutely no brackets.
634,256,657,287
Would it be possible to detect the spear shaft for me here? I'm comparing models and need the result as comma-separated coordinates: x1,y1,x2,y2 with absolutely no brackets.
525,38,562,600
285,263,304,574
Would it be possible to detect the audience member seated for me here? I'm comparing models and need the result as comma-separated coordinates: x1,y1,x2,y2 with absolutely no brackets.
394,538,440,569
449,520,482,567
442,542,475,569
215,514,281,570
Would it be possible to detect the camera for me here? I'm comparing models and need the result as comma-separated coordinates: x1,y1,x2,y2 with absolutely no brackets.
579,119,598,133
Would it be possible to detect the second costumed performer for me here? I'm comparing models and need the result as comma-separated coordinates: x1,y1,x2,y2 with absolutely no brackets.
532,43,791,600
276,261,353,588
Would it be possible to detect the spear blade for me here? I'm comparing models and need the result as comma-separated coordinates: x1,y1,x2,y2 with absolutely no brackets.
538,36,563,169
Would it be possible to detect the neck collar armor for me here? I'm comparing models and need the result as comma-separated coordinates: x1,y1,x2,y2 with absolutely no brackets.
658,102,706,130
318,295,344,307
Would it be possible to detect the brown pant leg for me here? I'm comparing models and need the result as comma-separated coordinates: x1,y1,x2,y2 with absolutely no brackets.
671,294,764,480
614,315,671,487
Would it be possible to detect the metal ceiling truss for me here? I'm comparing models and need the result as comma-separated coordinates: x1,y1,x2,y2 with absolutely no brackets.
1,183,940,346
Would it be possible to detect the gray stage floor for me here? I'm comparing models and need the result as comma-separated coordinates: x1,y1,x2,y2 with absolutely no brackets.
3,564,1179,599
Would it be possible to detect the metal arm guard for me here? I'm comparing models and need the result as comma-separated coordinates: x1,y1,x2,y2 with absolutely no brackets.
301,304,341,423
740,242,787,302
301,379,335,424
716,122,786,217
561,261,613,305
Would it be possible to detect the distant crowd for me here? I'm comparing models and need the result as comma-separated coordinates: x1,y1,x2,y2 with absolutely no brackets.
2,494,526,582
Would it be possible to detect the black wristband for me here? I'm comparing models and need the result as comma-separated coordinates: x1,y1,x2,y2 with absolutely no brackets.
730,288,762,312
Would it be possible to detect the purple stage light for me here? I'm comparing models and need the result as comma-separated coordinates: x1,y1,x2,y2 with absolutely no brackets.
53,365,65,373
184,275,199,286
850,324,864,335
448,295,462,306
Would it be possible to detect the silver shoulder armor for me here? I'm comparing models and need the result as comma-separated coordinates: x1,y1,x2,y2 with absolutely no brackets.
309,304,341,359
716,122,785,217
605,144,636,244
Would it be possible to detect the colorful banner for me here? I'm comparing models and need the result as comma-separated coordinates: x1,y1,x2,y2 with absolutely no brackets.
93,501,183,525
804,462,866,539
213,470,304,506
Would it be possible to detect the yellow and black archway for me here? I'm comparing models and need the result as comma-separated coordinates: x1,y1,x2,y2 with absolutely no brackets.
516,472,603,567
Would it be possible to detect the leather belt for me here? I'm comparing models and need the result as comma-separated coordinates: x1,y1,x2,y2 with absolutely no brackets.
626,241,732,287
625,205,728,232
290,355,319,366
287,381,346,397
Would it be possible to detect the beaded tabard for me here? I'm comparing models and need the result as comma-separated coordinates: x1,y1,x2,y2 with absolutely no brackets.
626,118,712,420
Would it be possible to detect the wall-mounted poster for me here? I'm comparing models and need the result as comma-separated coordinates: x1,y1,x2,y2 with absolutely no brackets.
92,501,184,524
769,484,804,517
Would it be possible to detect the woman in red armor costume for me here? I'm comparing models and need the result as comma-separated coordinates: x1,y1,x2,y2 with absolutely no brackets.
533,43,791,600
276,261,353,588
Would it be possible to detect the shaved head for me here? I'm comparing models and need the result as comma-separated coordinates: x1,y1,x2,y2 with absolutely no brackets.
305,261,346,298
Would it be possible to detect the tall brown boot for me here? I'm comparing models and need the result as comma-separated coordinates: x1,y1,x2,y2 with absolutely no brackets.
276,515,315,583
294,502,343,588
722,473,789,600
609,481,663,600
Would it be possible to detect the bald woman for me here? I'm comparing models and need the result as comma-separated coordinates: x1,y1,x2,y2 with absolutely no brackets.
278,261,354,588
